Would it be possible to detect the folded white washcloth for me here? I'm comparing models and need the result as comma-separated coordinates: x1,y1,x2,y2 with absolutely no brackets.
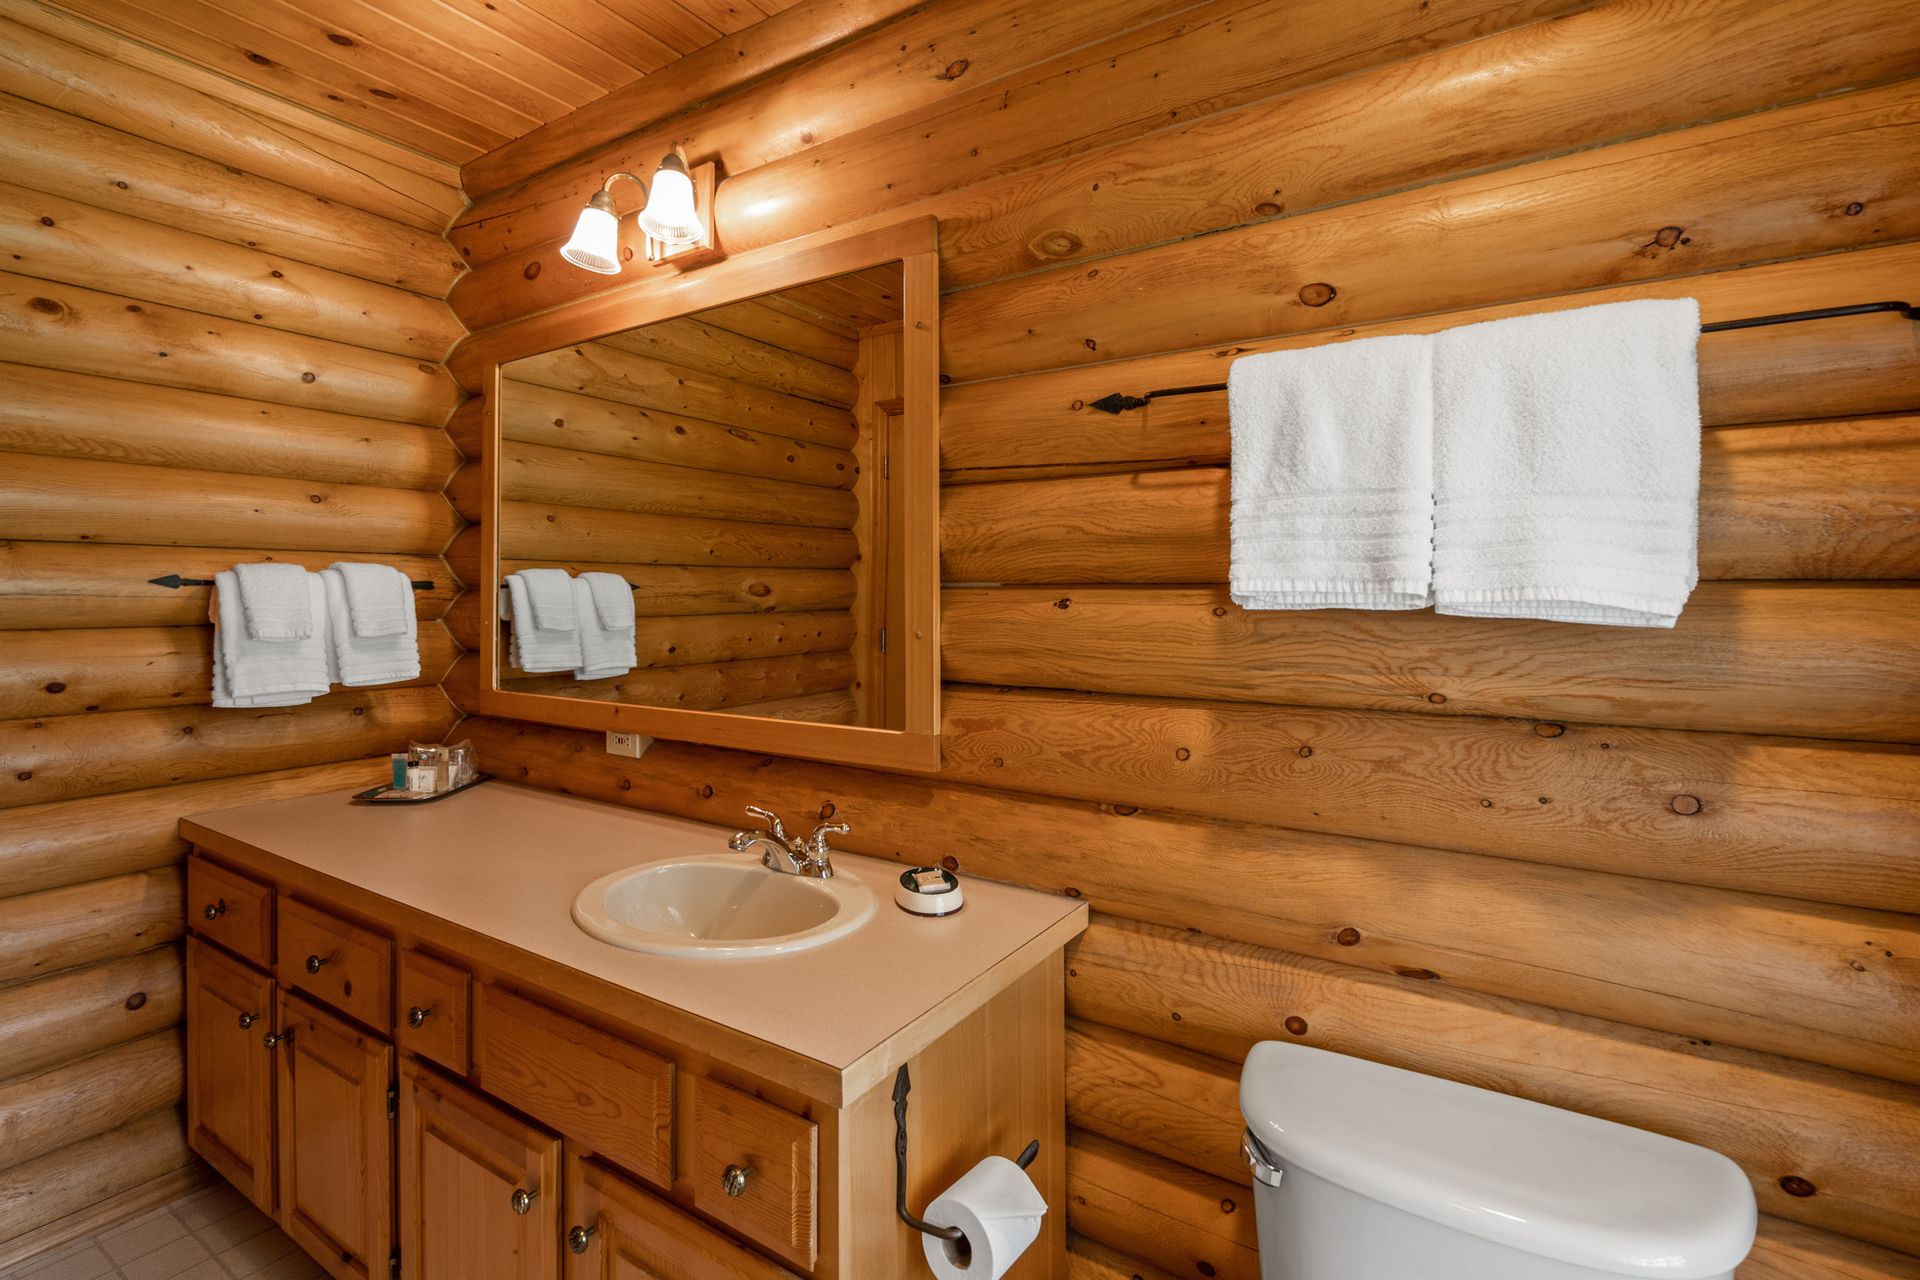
211,570,330,707
504,571,584,673
515,567,577,632
329,561,411,638
574,573,636,680
320,569,419,686
1433,298,1701,628
1229,332,1435,610
232,561,314,640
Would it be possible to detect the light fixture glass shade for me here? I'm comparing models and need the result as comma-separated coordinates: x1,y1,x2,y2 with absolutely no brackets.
560,192,622,274
638,154,701,245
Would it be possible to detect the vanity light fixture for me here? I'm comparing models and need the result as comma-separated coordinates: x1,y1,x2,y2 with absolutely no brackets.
559,150,720,275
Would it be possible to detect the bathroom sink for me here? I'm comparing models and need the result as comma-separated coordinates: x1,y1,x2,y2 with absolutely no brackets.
572,854,876,957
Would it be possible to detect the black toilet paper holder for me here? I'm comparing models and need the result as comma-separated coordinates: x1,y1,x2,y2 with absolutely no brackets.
894,1063,1041,1245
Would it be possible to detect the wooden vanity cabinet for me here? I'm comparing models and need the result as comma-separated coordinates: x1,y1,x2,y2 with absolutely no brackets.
184,937,277,1212
564,1153,796,1280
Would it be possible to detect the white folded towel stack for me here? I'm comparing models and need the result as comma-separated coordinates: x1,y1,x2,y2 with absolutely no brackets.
211,569,330,707
330,561,411,638
504,570,584,673
321,569,420,686
1432,298,1701,628
1228,332,1436,610
232,561,314,640
575,572,637,680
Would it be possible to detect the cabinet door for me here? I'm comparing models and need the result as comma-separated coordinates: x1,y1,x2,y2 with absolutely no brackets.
185,937,276,1211
398,1059,560,1280
277,990,395,1280
562,1154,796,1280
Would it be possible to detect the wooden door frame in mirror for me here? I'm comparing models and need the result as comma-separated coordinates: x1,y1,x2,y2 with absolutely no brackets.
448,217,941,772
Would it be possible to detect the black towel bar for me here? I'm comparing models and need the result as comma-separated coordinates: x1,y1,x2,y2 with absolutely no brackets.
1085,299,1918,414
149,574,435,590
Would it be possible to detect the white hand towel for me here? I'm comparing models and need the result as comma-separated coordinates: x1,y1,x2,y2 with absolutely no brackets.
329,561,411,638
232,561,314,640
574,573,636,680
505,571,584,673
210,570,330,707
1432,298,1701,628
1228,332,1435,610
516,567,577,632
320,569,420,686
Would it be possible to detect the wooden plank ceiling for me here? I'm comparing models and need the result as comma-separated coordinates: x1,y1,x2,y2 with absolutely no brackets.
36,0,804,165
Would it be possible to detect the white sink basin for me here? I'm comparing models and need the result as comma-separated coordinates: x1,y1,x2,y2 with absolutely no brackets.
572,854,876,957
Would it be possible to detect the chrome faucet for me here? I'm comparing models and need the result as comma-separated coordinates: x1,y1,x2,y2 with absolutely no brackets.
729,804,848,880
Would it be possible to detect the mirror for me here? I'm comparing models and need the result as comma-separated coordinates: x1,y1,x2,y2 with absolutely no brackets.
461,220,940,771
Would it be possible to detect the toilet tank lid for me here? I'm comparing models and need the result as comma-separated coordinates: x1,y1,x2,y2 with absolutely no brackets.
1240,1043,1756,1278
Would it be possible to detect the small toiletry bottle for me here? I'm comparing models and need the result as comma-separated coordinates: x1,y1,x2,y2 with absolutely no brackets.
405,751,433,793
391,753,409,791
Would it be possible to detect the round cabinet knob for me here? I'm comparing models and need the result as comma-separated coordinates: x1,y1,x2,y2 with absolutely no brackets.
203,899,227,920
509,1188,536,1215
262,1029,291,1049
406,1006,432,1029
304,953,329,974
237,1011,258,1030
567,1225,597,1255
722,1164,751,1198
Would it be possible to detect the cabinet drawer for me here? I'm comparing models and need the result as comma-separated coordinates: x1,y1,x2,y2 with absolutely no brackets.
565,1153,797,1280
188,856,273,966
396,948,471,1075
278,898,393,1032
474,984,673,1189
686,1075,818,1270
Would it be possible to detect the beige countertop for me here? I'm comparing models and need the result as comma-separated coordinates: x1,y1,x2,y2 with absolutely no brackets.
181,781,1085,1102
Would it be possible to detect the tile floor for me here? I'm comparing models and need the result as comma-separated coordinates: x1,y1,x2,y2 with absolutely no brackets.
6,1184,320,1280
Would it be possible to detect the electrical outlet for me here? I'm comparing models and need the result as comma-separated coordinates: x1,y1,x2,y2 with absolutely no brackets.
605,731,652,759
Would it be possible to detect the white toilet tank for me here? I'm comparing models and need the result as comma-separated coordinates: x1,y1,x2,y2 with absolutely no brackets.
1240,1042,1756,1280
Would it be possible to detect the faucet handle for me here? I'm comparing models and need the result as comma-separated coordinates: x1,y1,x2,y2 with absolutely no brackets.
805,821,851,853
744,804,788,842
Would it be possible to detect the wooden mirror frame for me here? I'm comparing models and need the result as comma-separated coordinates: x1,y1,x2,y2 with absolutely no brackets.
450,217,941,772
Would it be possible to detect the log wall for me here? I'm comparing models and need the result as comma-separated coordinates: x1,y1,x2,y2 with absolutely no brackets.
0,3,464,1254
446,0,1920,1275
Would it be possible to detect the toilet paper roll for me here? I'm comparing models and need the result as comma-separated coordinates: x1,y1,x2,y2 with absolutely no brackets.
920,1154,1048,1279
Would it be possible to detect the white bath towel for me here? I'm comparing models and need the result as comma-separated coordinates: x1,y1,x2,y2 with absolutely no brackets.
504,571,584,674
515,567,577,632
329,561,411,638
1229,332,1435,610
211,570,330,707
232,561,314,640
320,569,419,686
575,572,636,680
1432,298,1701,628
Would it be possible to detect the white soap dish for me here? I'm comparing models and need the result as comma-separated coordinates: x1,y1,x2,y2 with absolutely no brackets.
896,866,964,916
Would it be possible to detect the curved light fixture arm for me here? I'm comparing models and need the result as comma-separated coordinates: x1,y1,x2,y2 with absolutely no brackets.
598,171,651,210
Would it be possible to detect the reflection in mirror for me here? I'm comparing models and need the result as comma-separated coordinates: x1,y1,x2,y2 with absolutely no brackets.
496,263,906,730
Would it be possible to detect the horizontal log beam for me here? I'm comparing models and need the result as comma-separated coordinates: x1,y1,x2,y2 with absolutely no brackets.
450,715,1920,1079
1068,915,1920,1253
497,499,857,569
0,947,181,1083
499,380,856,490
0,868,183,984
0,1106,190,1244
0,543,454,631
941,418,1920,582
941,583,1920,742
933,687,1920,912
0,182,461,360
1066,1233,1182,1280
599,317,857,404
0,686,456,809
629,611,856,669
475,441,856,529
496,649,855,713
720,689,860,724
0,1032,181,1178
0,623,457,720
0,758,389,899
939,80,1920,381
0,7,462,230
1068,1128,1258,1280
0,453,460,555
0,91,461,294
507,343,857,450
0,272,460,426
0,364,459,492
941,246,1920,473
